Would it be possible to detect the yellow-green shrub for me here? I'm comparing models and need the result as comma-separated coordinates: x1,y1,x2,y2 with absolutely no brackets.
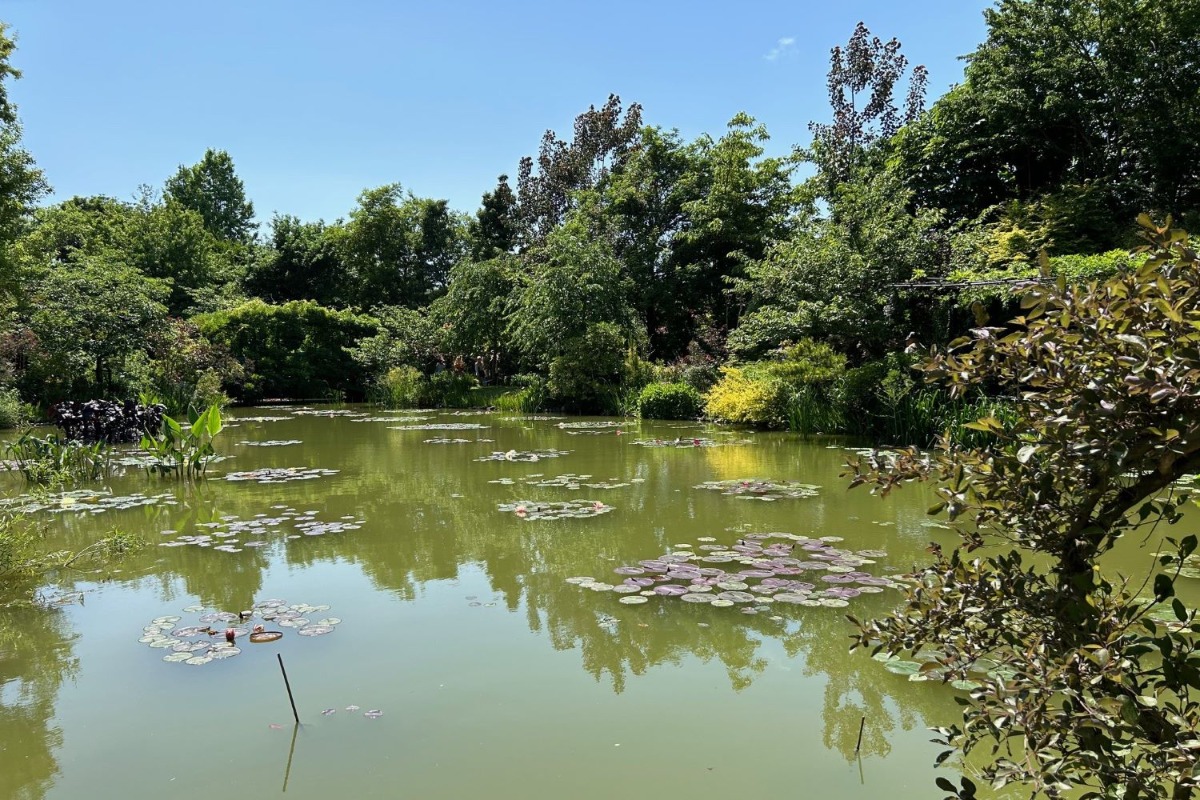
703,366,790,427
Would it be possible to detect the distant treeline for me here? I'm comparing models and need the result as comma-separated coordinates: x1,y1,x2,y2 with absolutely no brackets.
0,1,1196,442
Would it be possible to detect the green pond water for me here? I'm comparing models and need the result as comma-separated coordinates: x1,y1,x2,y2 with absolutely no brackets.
1,407,1194,800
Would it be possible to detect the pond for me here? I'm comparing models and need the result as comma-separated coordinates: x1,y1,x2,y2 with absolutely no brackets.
1,407,1193,800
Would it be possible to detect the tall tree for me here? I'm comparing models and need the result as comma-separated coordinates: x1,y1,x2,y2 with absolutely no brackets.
516,95,642,246
338,184,467,310
807,21,927,192
0,23,49,300
163,148,256,244
469,174,519,260
897,0,1200,238
246,214,346,307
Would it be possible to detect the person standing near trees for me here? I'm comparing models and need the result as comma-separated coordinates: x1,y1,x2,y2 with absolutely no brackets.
474,355,487,384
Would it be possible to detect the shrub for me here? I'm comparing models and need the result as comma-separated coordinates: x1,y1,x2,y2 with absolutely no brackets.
703,366,791,427
425,370,477,408
50,400,165,444
496,374,547,413
637,382,702,420
379,366,426,408
0,387,25,429
195,300,379,401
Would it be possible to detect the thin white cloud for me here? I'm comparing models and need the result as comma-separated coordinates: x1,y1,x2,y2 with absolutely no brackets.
765,37,796,61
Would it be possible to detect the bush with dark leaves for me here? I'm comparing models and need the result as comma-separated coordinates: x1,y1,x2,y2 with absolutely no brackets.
50,400,165,444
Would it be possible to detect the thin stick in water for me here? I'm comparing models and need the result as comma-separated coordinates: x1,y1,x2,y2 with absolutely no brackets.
855,715,866,754
277,653,300,725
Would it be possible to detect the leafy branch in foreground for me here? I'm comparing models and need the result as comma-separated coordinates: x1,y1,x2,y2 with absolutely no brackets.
845,218,1200,799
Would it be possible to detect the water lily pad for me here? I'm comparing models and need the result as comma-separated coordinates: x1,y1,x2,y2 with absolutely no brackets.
210,647,241,659
694,479,820,500
618,596,649,605
278,618,310,628
364,709,383,719
185,655,213,666
250,631,284,643
498,499,613,521
163,652,193,663
315,618,341,626
680,593,714,603
709,599,735,608
297,625,334,636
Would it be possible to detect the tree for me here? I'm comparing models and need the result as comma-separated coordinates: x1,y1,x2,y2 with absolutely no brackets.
27,258,169,399
0,23,49,299
430,254,517,357
338,184,468,310
508,207,642,407
846,218,1200,798
163,149,256,244
245,214,346,307
897,0,1200,239
807,21,927,192
516,95,643,246
469,175,519,260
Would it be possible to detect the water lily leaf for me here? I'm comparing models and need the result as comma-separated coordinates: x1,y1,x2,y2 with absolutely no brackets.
297,625,335,636
163,652,193,663
618,596,649,604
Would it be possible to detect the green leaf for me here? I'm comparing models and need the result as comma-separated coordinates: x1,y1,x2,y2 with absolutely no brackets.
1155,573,1175,601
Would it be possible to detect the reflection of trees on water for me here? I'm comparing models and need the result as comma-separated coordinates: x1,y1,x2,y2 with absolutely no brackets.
0,607,77,800
6,413,964,792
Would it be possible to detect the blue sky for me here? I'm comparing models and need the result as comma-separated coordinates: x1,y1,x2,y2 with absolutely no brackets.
3,0,992,223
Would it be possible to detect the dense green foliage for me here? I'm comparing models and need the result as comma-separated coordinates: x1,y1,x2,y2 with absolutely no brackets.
848,221,1200,798
195,300,377,401
636,382,702,420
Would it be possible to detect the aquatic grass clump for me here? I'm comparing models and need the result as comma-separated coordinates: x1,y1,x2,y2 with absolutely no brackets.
498,500,614,520
694,479,821,500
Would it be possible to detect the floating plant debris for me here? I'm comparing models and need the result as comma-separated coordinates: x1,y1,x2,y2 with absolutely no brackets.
237,415,291,422
424,437,495,444
476,448,571,463
224,467,339,484
489,473,629,490
389,423,489,431
238,440,302,447
158,509,364,551
498,499,614,521
694,479,820,501
0,489,178,516
140,601,336,665
351,415,433,423
567,533,902,613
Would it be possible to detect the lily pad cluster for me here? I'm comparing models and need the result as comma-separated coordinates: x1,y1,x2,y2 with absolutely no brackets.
694,479,820,501
290,409,367,418
389,423,490,431
556,421,624,430
223,467,340,484
238,440,302,447
424,437,495,444
567,532,901,610
237,415,292,423
0,489,178,515
158,507,365,551
498,499,614,520
502,415,565,421
476,448,571,463
139,600,341,666
631,437,754,448
351,415,432,423
489,473,630,490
